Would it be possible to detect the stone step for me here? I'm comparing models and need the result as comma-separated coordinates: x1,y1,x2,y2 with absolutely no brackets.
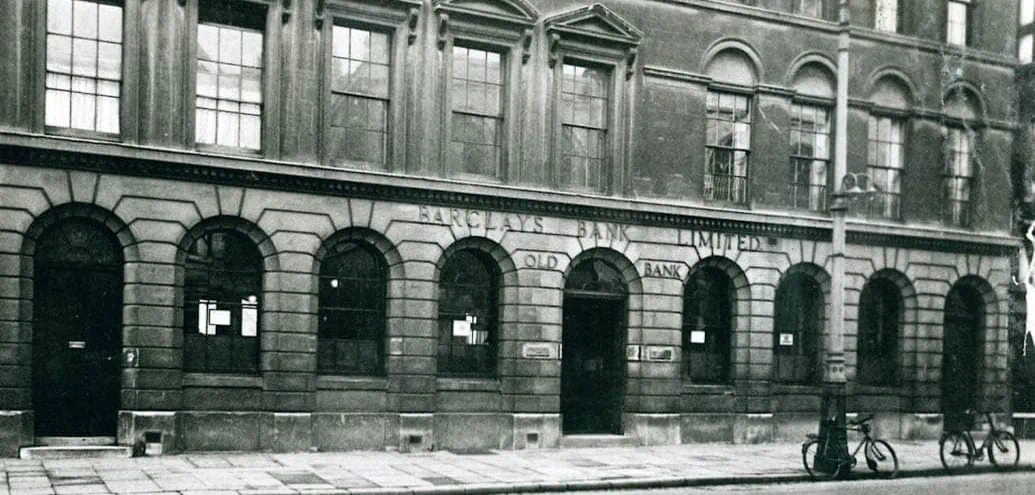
37,436,116,446
20,445,132,460
559,434,639,449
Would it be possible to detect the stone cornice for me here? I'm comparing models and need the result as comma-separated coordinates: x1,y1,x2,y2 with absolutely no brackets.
0,135,1018,257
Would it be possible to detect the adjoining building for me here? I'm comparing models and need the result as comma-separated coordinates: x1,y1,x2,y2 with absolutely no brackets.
0,0,1023,455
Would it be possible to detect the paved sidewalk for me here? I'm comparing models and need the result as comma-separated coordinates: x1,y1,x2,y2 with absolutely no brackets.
2,439,1035,495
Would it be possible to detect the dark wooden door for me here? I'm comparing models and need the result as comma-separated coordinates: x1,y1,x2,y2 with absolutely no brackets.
32,219,122,438
561,297,624,434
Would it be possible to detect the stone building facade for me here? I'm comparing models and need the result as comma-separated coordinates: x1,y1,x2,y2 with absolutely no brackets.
0,0,1024,455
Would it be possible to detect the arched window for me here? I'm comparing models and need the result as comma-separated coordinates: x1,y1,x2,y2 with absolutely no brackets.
318,241,387,375
774,273,823,384
868,76,912,219
703,48,757,204
683,267,733,383
183,230,262,374
858,278,900,386
438,249,499,375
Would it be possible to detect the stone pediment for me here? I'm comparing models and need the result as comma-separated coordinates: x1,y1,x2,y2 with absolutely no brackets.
544,3,642,47
433,0,539,26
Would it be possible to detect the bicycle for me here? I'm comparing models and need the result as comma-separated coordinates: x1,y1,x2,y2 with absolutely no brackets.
802,414,899,480
939,409,1021,474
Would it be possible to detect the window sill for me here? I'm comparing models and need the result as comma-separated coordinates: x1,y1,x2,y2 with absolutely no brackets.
853,384,905,396
681,382,735,394
772,383,822,395
316,375,388,391
183,372,262,388
46,126,121,143
436,376,499,392
196,143,263,158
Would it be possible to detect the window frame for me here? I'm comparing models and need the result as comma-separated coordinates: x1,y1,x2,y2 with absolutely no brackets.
182,229,264,375
321,0,417,171
703,88,753,205
317,240,388,376
946,0,973,47
942,124,977,227
857,278,901,387
544,4,641,196
874,0,900,33
683,267,734,384
866,109,909,220
788,100,833,212
185,0,278,157
773,272,824,385
37,0,131,141
436,249,501,377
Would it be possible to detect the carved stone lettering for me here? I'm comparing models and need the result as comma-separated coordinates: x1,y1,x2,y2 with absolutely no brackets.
577,220,630,241
524,253,560,270
678,228,764,252
418,205,545,233
641,262,682,279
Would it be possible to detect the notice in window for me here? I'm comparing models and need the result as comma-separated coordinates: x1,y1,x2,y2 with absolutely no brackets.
690,330,707,344
209,309,231,326
452,319,471,338
779,333,794,346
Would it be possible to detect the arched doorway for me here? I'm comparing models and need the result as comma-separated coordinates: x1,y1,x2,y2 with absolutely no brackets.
32,218,123,438
562,258,627,434
942,283,984,430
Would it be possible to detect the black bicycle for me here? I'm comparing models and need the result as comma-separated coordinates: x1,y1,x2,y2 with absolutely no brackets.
802,414,899,480
939,409,1020,474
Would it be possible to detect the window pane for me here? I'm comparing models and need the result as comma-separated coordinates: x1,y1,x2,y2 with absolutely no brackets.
198,25,219,61
47,34,73,74
72,38,97,77
97,95,119,133
46,90,71,127
72,0,98,39
1022,34,1034,64
219,28,242,65
70,92,95,130
1024,0,1035,25
97,42,121,80
98,4,122,42
48,0,73,35
196,106,216,144
241,32,263,68
240,114,261,150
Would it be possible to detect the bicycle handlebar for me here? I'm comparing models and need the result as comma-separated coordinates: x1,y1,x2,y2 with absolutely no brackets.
849,414,874,426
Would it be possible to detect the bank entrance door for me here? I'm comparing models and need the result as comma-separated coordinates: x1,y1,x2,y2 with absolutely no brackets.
942,283,983,431
32,219,123,438
562,258,627,435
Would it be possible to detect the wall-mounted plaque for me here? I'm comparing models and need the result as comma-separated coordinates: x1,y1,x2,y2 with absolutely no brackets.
645,346,675,362
690,330,706,344
779,333,794,346
389,337,404,355
522,342,559,359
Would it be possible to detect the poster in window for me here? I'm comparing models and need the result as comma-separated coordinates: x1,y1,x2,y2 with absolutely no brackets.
779,333,794,346
690,330,707,344
452,319,471,337
209,309,231,326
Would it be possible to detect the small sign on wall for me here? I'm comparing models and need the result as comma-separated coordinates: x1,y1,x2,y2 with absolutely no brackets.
644,346,675,362
389,337,404,355
522,342,559,360
690,330,706,344
779,333,795,346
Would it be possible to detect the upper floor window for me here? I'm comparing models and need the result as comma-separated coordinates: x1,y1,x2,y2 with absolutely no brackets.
947,0,971,46
944,127,974,226
867,116,905,219
560,63,610,191
318,241,387,375
1023,0,1035,25
546,4,641,195
875,0,899,32
449,46,504,178
45,0,123,135
705,92,751,204
789,103,830,212
183,230,262,374
195,1,265,151
330,25,390,167
437,249,499,376
795,0,826,18
1021,0,1035,62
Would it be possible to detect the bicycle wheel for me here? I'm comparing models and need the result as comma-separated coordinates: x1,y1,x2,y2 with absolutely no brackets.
939,431,974,474
864,439,899,479
988,431,1020,469
803,438,844,481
